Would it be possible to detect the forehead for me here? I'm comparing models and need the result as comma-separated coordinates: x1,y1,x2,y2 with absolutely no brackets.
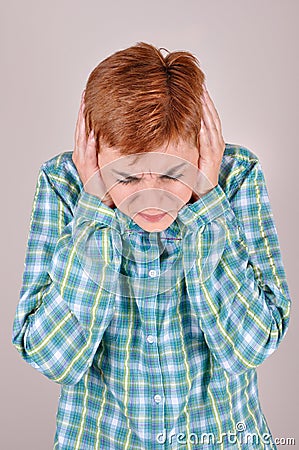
98,140,199,174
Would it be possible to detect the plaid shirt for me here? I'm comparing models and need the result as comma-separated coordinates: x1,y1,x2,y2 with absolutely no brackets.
12,144,291,450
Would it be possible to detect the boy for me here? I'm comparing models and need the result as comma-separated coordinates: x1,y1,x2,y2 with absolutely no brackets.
12,42,291,449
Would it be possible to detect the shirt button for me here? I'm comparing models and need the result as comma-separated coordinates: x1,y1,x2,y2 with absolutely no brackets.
154,394,162,403
149,269,157,277
146,335,155,344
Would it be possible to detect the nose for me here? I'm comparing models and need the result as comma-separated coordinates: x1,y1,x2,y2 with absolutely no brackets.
141,173,168,189
136,175,167,214
141,172,159,184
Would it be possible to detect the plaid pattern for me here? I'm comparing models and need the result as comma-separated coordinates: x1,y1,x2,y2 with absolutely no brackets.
12,144,291,450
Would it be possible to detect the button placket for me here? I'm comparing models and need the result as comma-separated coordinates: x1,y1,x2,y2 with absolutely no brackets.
146,334,155,344
149,269,157,277
145,236,165,445
124,231,166,446
154,394,162,404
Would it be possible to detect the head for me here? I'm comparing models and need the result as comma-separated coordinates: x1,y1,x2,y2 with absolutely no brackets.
83,42,206,232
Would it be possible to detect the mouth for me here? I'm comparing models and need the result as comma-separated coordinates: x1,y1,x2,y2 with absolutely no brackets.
138,212,167,222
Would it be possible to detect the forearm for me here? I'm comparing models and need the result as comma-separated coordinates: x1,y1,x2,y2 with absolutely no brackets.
191,209,291,374
180,174,291,375
12,178,121,385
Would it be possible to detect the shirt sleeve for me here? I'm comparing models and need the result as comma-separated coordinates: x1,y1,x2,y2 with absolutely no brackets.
183,160,292,375
11,166,122,385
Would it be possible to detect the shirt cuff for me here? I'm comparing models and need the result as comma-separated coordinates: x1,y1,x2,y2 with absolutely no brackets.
74,189,117,228
177,184,231,228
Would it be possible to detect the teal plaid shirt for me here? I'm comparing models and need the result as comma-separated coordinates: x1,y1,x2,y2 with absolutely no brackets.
12,144,291,450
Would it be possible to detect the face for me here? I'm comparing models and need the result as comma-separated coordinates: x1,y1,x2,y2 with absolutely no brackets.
97,139,199,232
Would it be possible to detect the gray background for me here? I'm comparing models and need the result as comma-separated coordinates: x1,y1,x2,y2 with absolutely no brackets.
2,0,298,448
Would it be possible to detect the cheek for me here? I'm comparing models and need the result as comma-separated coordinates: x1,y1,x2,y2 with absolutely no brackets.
109,184,135,205
168,181,192,201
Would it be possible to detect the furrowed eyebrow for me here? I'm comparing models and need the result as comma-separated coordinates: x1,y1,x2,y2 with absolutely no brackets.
164,162,188,176
112,162,188,178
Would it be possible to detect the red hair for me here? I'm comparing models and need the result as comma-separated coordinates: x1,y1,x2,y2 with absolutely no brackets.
84,41,205,156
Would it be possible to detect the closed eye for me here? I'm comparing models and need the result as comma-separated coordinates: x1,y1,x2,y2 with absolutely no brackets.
117,174,183,185
117,177,140,185
162,175,179,181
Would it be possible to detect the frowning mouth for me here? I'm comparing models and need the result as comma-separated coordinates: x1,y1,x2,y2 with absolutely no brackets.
138,212,167,222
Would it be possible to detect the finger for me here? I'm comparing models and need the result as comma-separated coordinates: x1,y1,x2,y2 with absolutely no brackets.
201,91,219,132
86,130,98,165
199,119,210,155
201,96,223,150
202,89,222,135
202,87,221,128
200,114,225,164
74,97,83,146
76,92,85,128
201,95,216,134
76,99,87,158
